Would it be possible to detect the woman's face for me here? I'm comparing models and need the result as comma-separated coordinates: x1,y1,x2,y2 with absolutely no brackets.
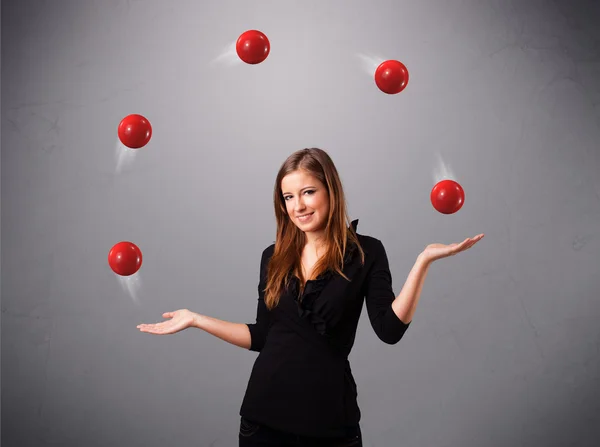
281,170,330,234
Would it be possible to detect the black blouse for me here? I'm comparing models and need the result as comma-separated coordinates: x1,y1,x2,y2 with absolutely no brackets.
240,220,411,438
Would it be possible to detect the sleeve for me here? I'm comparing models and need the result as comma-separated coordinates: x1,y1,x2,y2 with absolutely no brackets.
246,246,273,352
364,239,411,345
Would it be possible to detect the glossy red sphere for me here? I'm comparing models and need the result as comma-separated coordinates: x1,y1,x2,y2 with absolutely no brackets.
374,60,409,94
118,114,152,149
108,241,143,276
430,180,465,214
236,30,270,64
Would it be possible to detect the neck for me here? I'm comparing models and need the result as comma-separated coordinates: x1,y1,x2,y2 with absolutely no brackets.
304,232,327,253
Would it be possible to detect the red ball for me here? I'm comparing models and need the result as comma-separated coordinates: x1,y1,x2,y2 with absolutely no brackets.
374,60,409,94
118,114,152,149
108,241,143,276
430,180,465,214
236,30,270,64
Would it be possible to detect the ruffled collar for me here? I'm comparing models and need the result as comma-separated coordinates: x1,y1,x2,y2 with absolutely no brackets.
289,219,361,335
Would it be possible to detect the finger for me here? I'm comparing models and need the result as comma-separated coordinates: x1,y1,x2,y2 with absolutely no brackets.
138,321,161,328
138,321,167,331
455,241,474,253
163,312,174,318
463,235,483,245
464,239,480,250
464,238,477,247
457,238,470,248
140,325,168,334
466,235,482,245
470,235,484,246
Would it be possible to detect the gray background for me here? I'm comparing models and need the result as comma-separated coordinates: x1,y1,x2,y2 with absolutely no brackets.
2,0,600,446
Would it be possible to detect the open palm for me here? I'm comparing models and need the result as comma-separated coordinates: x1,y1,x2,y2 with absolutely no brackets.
421,233,484,263
137,309,195,335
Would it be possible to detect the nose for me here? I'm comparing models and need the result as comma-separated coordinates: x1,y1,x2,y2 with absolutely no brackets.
294,197,306,212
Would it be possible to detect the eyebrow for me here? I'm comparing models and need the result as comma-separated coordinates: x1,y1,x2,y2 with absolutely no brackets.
282,186,316,195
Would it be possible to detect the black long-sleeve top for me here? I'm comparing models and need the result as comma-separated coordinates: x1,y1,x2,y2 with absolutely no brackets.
240,220,411,438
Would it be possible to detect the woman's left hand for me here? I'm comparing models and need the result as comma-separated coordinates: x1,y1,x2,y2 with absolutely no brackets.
420,234,485,264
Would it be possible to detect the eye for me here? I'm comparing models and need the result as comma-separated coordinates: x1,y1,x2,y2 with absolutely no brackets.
284,190,314,201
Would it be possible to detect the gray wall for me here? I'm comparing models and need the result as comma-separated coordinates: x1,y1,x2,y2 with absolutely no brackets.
2,0,600,446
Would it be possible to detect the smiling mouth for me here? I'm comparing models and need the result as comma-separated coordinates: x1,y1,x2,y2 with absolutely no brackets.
297,212,314,221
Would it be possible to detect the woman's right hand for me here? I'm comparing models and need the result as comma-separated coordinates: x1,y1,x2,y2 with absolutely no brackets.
137,309,196,335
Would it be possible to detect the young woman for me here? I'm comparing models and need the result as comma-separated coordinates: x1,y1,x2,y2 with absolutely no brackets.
137,148,484,446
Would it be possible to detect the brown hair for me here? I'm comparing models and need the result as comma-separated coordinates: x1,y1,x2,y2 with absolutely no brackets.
263,148,365,309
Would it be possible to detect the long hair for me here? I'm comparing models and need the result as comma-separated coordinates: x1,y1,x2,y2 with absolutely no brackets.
263,148,365,310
